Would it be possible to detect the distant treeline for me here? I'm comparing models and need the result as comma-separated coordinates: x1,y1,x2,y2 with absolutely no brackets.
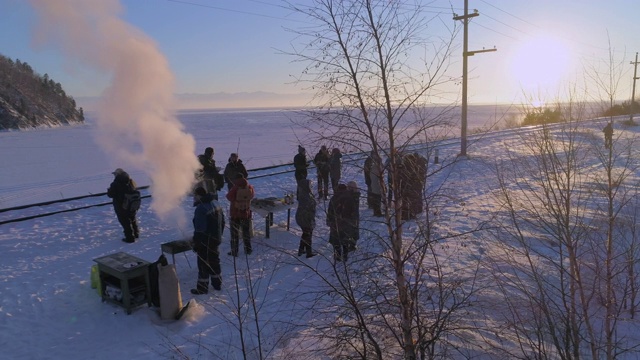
520,101,639,127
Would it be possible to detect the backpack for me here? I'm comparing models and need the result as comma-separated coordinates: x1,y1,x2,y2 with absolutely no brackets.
234,187,252,211
122,182,141,212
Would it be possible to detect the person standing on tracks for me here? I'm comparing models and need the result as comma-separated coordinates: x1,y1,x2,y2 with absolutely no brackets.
313,145,331,200
294,145,309,181
329,148,343,194
107,168,139,243
196,147,223,199
368,152,384,217
363,151,374,209
223,153,248,191
603,122,613,149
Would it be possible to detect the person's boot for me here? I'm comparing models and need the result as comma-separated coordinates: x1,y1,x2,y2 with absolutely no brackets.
333,246,343,262
304,238,317,258
211,275,222,291
190,279,209,295
298,243,305,257
228,239,239,256
306,248,317,258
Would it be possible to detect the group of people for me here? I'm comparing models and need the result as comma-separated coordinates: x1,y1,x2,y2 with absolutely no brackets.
295,145,343,200
363,150,428,220
190,147,254,295
107,146,255,295
107,144,427,294
294,145,360,262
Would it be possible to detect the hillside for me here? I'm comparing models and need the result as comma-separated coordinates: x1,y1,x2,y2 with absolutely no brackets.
0,54,84,130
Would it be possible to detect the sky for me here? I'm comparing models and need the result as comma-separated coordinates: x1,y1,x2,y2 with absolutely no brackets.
2,106,640,358
1,0,640,107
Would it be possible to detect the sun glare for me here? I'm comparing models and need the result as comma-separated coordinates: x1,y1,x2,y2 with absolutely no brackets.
509,34,571,93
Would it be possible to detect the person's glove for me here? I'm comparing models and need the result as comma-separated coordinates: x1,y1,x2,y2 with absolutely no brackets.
191,234,202,252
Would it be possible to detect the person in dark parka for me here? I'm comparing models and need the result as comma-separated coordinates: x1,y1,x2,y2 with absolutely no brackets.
399,153,425,220
363,151,374,209
345,181,361,252
368,153,384,217
603,122,613,149
313,145,331,200
223,153,249,190
327,183,359,262
295,179,317,258
196,146,222,199
329,148,342,193
294,145,309,181
190,187,225,295
107,168,139,243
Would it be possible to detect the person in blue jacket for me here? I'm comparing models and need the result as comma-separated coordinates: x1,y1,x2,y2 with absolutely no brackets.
191,187,225,295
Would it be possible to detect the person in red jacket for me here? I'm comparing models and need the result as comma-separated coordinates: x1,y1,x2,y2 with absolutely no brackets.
226,174,255,256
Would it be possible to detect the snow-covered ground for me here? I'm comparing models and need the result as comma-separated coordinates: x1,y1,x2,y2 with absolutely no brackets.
1,109,638,359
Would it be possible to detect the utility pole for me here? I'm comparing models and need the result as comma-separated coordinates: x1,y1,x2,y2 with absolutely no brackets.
630,52,639,124
453,0,496,157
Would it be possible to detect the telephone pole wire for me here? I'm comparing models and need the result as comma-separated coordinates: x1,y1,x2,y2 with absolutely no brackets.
630,52,639,124
453,0,496,157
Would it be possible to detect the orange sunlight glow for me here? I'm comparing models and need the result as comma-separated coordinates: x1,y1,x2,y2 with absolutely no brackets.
509,34,572,94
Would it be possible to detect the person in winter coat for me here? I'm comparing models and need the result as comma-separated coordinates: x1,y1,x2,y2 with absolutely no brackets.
295,179,317,258
313,145,331,200
345,181,361,252
226,175,255,256
107,168,139,243
363,151,374,209
294,145,309,181
196,146,223,199
190,187,225,295
329,148,342,193
399,153,418,220
603,122,613,149
223,153,249,190
368,153,384,217
327,183,359,262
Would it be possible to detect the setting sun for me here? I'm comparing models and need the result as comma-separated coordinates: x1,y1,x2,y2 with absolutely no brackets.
509,34,572,93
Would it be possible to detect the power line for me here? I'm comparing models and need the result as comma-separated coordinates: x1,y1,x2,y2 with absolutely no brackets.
472,21,518,41
167,0,305,23
479,0,538,28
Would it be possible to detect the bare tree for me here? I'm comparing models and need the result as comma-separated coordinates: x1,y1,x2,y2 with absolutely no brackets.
283,1,488,358
490,88,640,359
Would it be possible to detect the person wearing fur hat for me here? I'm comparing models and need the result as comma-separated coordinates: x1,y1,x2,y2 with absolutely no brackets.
293,145,309,181
190,187,225,294
226,175,255,256
223,153,249,190
107,168,140,243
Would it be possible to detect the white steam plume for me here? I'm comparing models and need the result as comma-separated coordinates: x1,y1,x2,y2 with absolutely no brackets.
28,0,200,225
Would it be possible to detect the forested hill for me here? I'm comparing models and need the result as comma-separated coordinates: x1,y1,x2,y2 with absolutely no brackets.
0,54,84,130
